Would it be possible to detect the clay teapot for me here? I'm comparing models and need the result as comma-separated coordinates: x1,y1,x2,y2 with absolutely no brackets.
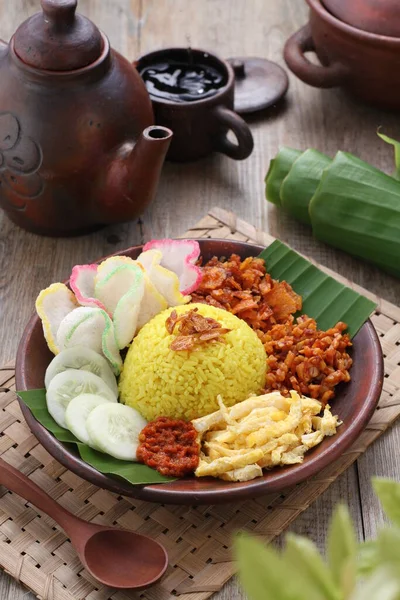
0,0,173,236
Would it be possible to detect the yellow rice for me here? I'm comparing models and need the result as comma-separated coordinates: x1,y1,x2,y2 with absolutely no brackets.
119,303,267,421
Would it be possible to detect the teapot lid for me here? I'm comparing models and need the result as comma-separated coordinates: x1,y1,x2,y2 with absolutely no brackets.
13,0,103,71
322,0,400,37
227,57,289,114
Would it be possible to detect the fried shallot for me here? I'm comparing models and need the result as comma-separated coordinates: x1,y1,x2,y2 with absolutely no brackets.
166,308,231,351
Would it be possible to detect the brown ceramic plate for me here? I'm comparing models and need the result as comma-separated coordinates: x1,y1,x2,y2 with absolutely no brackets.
15,239,383,504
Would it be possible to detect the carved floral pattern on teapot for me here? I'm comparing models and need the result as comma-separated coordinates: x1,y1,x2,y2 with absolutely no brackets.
0,112,44,210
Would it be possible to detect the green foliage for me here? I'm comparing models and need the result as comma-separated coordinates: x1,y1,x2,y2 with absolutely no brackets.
235,479,400,600
373,477,400,527
357,540,381,576
351,566,400,600
284,534,340,600
235,535,298,600
327,505,357,596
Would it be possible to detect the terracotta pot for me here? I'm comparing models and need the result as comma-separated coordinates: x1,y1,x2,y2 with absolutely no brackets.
137,48,254,162
284,0,400,109
323,0,400,38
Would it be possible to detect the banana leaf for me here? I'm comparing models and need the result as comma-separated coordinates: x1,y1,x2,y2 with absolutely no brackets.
17,389,175,485
377,131,400,180
309,152,400,278
280,149,332,226
265,147,301,206
260,240,376,338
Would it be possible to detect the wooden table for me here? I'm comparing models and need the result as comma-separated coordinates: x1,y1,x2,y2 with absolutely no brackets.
1,1,400,598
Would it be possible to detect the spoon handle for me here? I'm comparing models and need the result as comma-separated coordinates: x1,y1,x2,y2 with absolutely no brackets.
0,456,80,531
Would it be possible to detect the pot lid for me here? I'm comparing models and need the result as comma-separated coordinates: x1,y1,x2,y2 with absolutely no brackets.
227,57,288,114
13,0,103,71
322,0,400,37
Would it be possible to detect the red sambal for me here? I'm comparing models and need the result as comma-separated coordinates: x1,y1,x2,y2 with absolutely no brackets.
137,417,200,477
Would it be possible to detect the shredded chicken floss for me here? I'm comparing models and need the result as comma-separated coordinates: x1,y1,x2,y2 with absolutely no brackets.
192,254,352,404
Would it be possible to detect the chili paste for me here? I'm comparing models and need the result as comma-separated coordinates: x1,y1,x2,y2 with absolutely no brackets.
137,417,200,477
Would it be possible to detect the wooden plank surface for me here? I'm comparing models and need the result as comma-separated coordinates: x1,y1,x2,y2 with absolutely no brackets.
0,1,399,599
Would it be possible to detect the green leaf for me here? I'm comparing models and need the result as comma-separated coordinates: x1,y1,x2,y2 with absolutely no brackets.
284,534,340,600
309,151,400,278
376,528,400,567
77,444,172,485
234,534,300,600
259,240,376,337
373,477,400,527
377,130,400,180
280,149,331,226
265,147,302,206
355,526,400,595
327,505,357,596
17,389,175,486
18,389,79,443
350,566,400,600
357,540,381,576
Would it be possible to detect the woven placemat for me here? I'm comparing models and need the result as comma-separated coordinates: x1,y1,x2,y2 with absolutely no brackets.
0,206,399,600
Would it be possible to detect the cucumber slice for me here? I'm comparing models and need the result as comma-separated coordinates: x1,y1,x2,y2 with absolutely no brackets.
46,369,117,428
44,346,118,396
86,403,147,461
65,393,112,445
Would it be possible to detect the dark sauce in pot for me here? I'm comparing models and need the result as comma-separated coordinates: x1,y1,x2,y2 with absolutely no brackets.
140,59,226,103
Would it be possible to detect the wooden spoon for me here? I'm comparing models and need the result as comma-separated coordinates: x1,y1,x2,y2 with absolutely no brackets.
0,457,168,589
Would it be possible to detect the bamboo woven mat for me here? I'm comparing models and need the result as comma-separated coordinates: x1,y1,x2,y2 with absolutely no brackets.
0,206,399,600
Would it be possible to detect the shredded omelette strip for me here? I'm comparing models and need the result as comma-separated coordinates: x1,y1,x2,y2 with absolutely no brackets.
192,391,341,482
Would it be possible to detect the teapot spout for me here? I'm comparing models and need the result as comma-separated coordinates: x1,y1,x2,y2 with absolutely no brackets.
96,126,172,224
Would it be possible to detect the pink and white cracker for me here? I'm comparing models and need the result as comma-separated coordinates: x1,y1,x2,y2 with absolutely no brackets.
113,285,144,349
94,264,144,315
95,255,136,285
94,264,145,349
35,283,79,355
70,264,107,313
137,249,190,307
136,273,168,330
142,238,202,294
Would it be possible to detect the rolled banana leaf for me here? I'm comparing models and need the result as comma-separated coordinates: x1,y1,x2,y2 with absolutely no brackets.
310,151,400,278
280,149,332,226
265,137,400,278
265,147,301,206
